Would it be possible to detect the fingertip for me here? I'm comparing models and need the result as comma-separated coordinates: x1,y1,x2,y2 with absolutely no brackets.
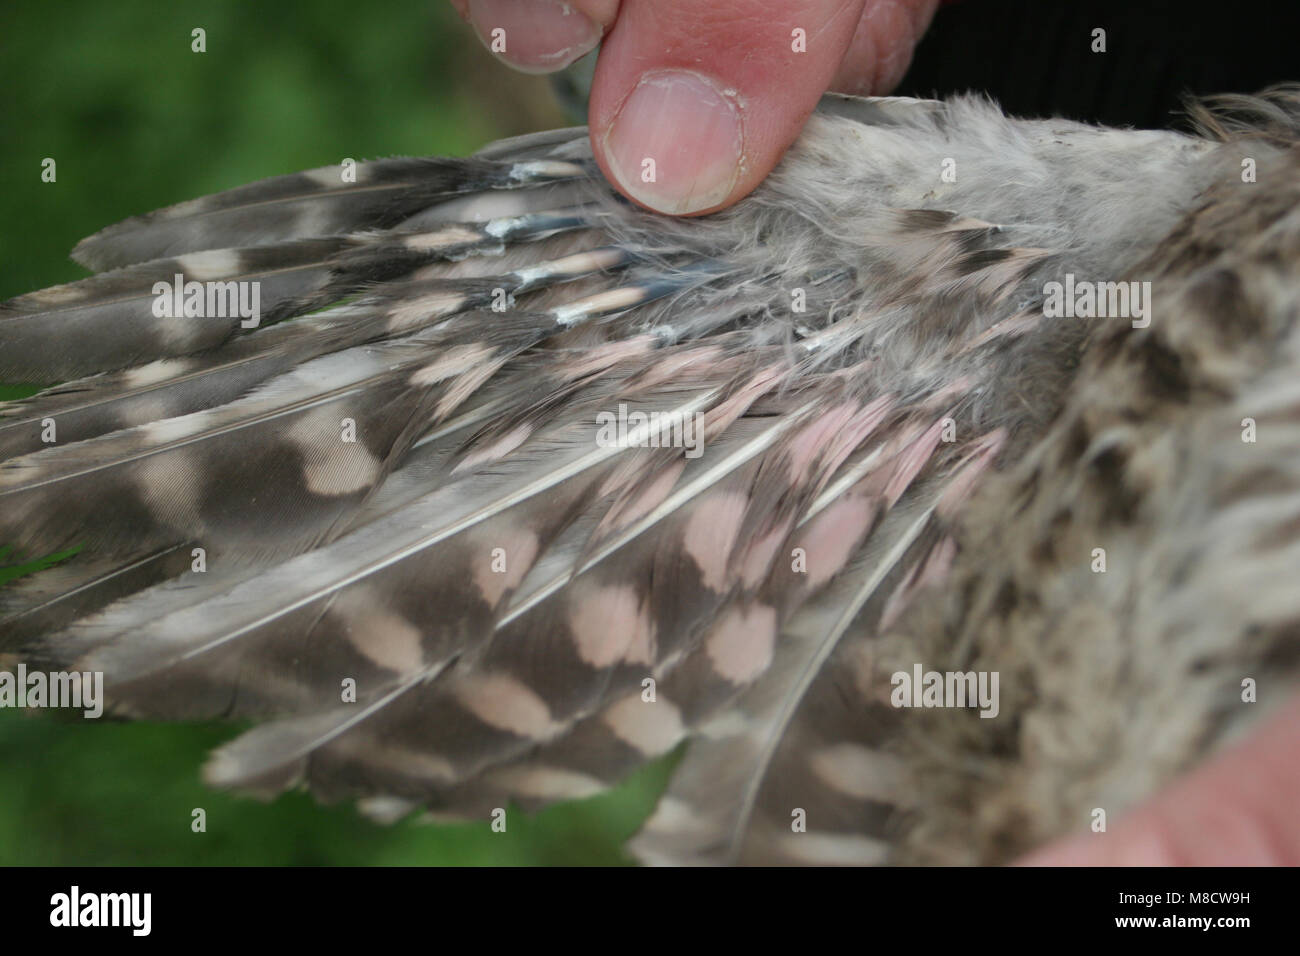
590,0,865,215
831,0,937,95
464,0,604,74
598,69,746,216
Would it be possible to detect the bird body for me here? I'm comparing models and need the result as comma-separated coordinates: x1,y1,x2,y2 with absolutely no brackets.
1,90,1297,864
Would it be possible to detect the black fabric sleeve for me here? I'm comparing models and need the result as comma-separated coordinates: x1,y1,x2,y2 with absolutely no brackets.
896,0,1300,130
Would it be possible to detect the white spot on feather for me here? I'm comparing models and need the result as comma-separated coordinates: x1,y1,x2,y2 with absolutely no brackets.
139,413,207,445
602,694,684,756
508,160,584,181
705,605,776,685
124,358,192,389
472,527,538,606
484,216,527,239
455,424,533,475
799,494,877,589
175,249,242,280
683,491,748,591
453,673,555,738
132,449,206,528
643,797,711,837
406,226,481,251
294,201,336,239
386,290,467,332
809,743,911,805
623,612,658,666
552,287,646,327
567,584,652,669
349,610,425,674
381,750,456,783
358,796,416,823
303,165,358,187
155,311,209,351
773,831,890,865
486,765,605,800
738,523,788,588
286,406,382,497
409,343,494,386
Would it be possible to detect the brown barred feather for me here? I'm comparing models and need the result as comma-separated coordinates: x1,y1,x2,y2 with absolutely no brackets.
2,89,1298,865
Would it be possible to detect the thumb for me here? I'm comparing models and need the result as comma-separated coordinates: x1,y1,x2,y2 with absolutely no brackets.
1017,696,1300,866
588,0,868,216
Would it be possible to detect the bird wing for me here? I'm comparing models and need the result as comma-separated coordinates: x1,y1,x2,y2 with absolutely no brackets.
3,92,1295,864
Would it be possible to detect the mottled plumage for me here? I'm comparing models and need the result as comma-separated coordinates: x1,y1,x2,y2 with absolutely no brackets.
2,90,1297,864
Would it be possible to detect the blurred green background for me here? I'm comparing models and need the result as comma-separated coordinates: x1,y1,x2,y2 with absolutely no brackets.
0,0,670,865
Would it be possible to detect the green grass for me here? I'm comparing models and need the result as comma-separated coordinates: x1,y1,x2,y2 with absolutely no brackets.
0,714,673,866
0,0,669,866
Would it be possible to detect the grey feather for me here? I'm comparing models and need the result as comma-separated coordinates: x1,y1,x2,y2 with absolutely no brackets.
3,89,1299,866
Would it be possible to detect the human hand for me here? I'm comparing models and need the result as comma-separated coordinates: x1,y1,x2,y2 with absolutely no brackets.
450,0,940,214
1019,695,1300,865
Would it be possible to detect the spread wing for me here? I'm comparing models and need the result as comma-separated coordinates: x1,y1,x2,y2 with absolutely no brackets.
2,91,1296,864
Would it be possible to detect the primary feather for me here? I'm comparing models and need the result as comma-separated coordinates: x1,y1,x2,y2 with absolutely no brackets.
2,90,1298,864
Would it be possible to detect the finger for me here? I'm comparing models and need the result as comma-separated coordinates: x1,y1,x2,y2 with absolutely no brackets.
454,0,619,74
1018,695,1300,865
588,0,868,216
828,0,940,95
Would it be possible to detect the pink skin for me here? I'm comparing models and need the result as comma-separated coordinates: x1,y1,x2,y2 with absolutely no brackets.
450,0,940,214
1018,696,1300,866
448,0,1300,866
